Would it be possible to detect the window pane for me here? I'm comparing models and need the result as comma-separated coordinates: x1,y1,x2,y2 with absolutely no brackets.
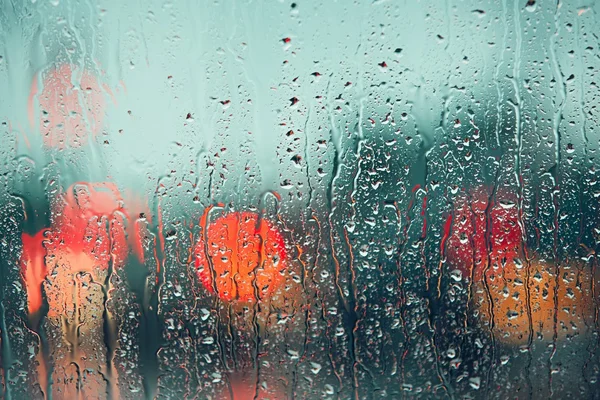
0,0,599,398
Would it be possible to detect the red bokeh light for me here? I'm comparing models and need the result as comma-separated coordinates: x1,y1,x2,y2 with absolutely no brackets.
28,63,107,149
445,185,522,283
21,182,139,317
52,182,129,267
194,210,287,304
20,182,146,399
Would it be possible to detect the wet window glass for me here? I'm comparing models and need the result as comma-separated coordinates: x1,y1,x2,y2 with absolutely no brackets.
1,1,600,399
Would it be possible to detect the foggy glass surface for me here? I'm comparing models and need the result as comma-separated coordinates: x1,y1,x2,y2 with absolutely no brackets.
1,0,600,399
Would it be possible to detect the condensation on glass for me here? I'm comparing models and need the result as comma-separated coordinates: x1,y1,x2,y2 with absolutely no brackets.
0,0,599,399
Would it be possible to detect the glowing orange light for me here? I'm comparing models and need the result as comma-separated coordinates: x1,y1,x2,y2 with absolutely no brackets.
28,63,107,149
125,193,152,265
215,372,286,400
194,210,287,304
446,186,596,345
474,262,596,345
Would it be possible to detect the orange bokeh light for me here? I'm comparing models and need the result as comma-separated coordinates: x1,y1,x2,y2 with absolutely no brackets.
194,210,287,304
20,230,48,317
28,63,106,149
215,372,286,400
446,186,597,345
474,261,596,345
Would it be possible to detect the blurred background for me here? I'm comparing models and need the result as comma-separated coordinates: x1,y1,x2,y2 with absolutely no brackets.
1,0,600,398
